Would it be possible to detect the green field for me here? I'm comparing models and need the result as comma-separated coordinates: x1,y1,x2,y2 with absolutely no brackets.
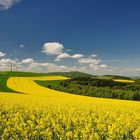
1,71,140,101
0,71,92,92
0,71,50,92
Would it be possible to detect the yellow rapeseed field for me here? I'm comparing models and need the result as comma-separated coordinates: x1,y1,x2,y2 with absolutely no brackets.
0,76,140,139
113,79,135,83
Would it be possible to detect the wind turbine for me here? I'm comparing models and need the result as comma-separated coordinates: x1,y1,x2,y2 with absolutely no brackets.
10,54,13,72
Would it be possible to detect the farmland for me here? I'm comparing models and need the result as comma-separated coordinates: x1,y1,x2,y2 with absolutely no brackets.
0,72,140,139
37,77,140,101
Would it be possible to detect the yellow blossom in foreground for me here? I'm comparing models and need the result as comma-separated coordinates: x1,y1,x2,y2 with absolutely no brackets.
0,76,140,139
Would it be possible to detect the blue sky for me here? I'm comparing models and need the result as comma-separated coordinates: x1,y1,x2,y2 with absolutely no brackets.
0,0,140,76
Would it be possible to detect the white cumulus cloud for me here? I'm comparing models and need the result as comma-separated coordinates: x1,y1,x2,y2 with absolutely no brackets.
19,44,24,48
22,58,34,64
0,51,6,58
100,64,107,68
89,64,99,71
71,54,84,59
78,58,101,65
91,54,98,58
42,42,64,55
56,53,70,59
42,42,85,61
0,0,20,10
0,58,16,71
